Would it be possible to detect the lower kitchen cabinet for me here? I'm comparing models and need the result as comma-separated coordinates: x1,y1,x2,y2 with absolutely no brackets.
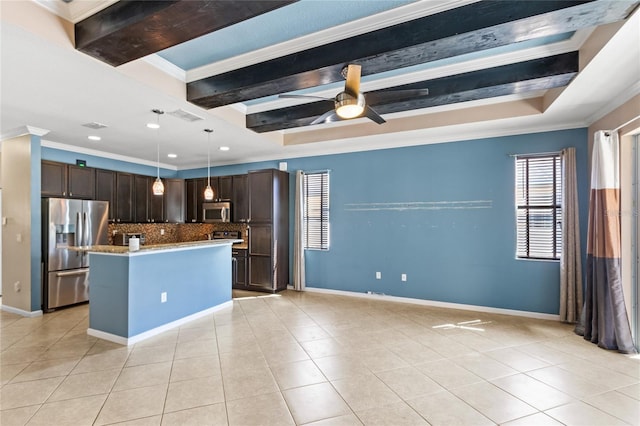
249,256,272,290
232,249,247,289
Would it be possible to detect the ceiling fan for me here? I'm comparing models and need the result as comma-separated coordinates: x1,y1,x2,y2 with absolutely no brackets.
279,64,430,126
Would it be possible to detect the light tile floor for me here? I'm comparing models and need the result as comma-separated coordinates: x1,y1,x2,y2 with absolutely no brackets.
1,290,639,425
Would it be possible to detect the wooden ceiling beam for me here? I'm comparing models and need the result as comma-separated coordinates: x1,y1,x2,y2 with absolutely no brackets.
75,0,298,67
188,0,635,109
245,52,579,133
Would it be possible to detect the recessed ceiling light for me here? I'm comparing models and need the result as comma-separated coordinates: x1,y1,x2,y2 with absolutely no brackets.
147,123,160,129
167,153,177,158
219,146,230,151
88,135,101,141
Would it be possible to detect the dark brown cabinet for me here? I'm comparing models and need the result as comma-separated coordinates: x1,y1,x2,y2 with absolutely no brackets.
67,165,95,199
247,169,289,292
185,178,207,223
41,161,95,199
95,169,116,221
185,175,232,222
115,172,134,223
42,160,184,223
217,176,233,201
232,248,248,289
41,161,66,197
164,178,185,223
232,174,248,223
134,175,164,223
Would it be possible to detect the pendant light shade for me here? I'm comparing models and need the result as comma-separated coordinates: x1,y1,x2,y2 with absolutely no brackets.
152,177,164,195
204,185,214,201
204,128,215,201
151,109,164,195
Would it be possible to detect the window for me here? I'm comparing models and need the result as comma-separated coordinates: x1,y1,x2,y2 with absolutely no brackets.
515,154,562,260
304,171,330,250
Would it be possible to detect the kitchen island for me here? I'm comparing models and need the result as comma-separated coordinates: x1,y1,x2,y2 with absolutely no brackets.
85,239,241,345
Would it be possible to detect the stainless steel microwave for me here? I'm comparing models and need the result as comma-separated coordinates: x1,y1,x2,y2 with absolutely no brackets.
203,201,231,223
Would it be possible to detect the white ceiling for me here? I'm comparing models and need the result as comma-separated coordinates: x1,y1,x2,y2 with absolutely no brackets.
1,1,638,171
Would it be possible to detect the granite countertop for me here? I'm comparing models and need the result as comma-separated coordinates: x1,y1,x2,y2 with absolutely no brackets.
73,239,243,255
232,243,248,250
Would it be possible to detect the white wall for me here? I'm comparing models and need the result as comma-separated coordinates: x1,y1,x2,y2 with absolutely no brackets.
1,136,35,312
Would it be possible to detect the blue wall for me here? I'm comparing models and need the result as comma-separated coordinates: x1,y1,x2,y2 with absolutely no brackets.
42,147,178,178
49,128,589,315
89,245,231,338
195,128,589,315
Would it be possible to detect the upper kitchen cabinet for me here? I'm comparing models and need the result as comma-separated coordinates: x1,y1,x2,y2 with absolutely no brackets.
41,160,95,199
217,176,233,201
134,175,164,223
232,174,248,223
115,172,134,223
248,170,275,223
95,169,116,221
185,178,207,223
164,178,185,223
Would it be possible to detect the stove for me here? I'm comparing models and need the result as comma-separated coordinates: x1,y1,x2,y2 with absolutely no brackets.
212,231,240,240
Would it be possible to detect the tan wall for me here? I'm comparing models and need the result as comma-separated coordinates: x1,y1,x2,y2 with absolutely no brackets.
1,136,34,312
588,94,640,323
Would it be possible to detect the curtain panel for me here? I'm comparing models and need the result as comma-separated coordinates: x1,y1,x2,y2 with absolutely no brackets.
576,131,635,353
293,170,306,291
560,147,582,323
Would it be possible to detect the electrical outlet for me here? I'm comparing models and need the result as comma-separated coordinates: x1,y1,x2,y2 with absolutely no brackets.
401,274,407,282
112,230,117,236
14,281,21,292
375,272,381,279
161,292,167,303
160,229,165,236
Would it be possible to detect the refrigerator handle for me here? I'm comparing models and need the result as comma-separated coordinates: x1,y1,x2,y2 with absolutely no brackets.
76,212,82,253
83,212,89,246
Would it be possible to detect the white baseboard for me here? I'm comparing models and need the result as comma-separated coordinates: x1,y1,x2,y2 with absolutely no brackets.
302,286,560,321
1,304,43,317
88,300,234,346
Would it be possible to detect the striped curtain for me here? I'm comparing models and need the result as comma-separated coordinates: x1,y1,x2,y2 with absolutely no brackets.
576,131,635,353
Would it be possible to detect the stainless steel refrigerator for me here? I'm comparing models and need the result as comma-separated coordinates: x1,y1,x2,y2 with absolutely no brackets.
42,198,109,311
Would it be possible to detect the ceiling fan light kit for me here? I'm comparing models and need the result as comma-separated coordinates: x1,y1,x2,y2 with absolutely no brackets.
335,92,365,119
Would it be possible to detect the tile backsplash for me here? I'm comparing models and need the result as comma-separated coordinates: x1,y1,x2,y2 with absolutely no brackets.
108,222,247,245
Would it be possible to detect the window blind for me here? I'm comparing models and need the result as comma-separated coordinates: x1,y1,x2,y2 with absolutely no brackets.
515,155,562,260
304,171,330,250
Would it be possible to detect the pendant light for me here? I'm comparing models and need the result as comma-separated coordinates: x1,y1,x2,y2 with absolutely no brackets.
203,128,214,201
151,109,164,195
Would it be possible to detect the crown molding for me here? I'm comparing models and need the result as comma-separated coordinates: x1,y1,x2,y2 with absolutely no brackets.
41,140,178,171
1,125,50,140
33,0,118,23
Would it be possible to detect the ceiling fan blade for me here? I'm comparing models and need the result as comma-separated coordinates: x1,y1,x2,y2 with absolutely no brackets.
310,110,339,125
364,105,386,124
279,94,333,102
344,64,361,97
